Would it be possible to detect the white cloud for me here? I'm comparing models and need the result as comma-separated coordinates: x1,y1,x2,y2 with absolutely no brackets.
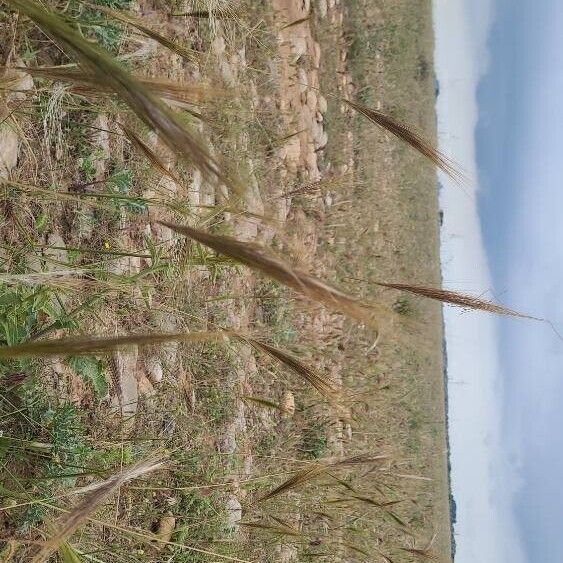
433,0,526,561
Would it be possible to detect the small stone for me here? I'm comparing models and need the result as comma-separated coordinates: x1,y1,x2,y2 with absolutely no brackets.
145,355,164,384
137,373,156,398
154,515,176,550
225,496,242,533
281,390,296,417
113,348,139,419
219,426,237,454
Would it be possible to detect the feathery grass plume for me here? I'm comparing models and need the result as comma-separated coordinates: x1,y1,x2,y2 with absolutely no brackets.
119,123,182,185
29,456,165,563
345,100,461,181
5,1,234,189
260,463,327,501
384,510,409,529
260,454,386,501
375,282,537,319
239,520,302,536
249,340,340,400
160,221,382,328
7,66,213,109
86,3,196,62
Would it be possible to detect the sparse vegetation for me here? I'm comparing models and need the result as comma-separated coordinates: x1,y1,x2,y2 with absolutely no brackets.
0,0,475,561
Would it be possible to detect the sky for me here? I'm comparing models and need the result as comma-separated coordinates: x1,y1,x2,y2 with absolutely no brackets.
434,0,563,561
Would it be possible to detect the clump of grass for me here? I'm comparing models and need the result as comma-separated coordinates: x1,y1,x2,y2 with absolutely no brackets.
161,221,384,328
87,2,197,62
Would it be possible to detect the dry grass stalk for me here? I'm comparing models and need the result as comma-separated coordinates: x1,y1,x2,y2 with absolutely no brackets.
170,9,239,19
0,331,230,359
5,1,233,188
160,221,382,327
7,66,213,109
376,282,536,319
260,454,386,501
275,173,353,200
86,3,196,62
398,534,438,561
249,340,340,400
119,123,181,185
241,395,290,414
0,332,337,398
345,100,461,180
399,547,437,560
348,494,404,509
30,456,166,563
239,520,301,536
281,16,310,30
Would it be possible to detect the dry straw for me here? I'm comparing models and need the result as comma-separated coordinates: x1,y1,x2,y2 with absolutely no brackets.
118,123,182,185
7,65,212,110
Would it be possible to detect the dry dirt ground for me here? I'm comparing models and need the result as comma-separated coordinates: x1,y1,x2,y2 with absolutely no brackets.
0,1,451,562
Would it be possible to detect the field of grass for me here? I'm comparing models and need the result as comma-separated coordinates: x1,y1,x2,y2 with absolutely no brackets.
0,1,451,562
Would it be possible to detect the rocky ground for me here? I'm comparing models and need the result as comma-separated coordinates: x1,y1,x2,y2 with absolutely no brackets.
0,1,450,561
